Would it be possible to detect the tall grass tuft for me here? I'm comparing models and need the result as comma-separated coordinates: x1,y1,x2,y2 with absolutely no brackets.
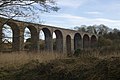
0,51,66,69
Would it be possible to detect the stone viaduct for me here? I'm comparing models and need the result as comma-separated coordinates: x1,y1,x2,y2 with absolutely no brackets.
0,17,98,54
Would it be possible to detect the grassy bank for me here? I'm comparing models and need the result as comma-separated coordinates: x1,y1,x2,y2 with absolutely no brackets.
0,52,66,69
0,52,120,80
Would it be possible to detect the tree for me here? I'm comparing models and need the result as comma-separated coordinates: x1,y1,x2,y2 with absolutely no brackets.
74,24,110,35
97,24,110,35
74,25,87,32
0,0,59,18
113,28,120,34
0,0,59,44
86,26,96,34
98,36,112,47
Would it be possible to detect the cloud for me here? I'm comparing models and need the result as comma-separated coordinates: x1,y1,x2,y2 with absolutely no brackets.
50,14,85,19
41,13,88,20
42,13,120,29
85,11,102,15
56,0,89,8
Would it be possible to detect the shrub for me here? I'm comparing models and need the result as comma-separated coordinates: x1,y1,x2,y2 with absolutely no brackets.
74,49,81,57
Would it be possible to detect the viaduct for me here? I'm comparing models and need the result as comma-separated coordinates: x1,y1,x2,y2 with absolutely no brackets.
0,17,98,54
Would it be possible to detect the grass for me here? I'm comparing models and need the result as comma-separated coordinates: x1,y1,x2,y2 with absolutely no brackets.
0,51,66,69
0,51,120,69
0,51,120,80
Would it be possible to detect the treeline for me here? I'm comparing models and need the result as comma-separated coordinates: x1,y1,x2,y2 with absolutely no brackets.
75,24,120,53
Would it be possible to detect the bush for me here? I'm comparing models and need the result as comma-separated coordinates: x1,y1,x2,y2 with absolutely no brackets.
74,49,81,57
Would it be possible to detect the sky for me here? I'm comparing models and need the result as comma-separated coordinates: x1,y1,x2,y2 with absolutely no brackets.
38,0,120,29
3,0,120,41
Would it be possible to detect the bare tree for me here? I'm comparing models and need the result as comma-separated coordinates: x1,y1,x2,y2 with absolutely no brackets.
0,0,59,43
0,0,59,18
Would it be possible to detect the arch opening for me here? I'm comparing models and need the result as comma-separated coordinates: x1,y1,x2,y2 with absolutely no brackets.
53,32,56,51
24,26,38,51
74,33,82,50
2,24,13,42
39,30,45,51
24,27,31,50
24,27,31,43
1,24,13,51
66,35,71,55
91,35,97,48
53,30,63,53
39,28,52,51
1,23,20,51
83,34,90,49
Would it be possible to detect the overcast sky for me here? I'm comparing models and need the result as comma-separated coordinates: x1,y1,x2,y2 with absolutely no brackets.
37,0,120,29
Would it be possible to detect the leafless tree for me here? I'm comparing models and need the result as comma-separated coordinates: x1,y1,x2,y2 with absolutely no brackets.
0,0,59,42
0,0,59,18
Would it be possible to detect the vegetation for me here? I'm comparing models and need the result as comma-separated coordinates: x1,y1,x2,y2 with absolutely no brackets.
0,25,120,80
1,24,120,79
75,24,120,51
0,52,66,68
1,1,119,79
74,24,111,35
0,0,59,35
0,52,120,80
0,0,59,48
0,0,59,18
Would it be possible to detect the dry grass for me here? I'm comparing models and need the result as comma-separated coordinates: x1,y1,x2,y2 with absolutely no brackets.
0,51,66,69
0,51,120,80
71,51,120,66
79,51,120,59
0,51,120,69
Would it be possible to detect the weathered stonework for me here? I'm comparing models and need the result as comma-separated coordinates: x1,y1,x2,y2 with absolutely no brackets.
0,17,98,54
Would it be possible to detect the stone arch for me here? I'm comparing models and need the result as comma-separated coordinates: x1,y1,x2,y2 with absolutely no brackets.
1,22,20,51
24,25,38,50
83,34,90,49
53,30,63,53
40,28,52,51
66,35,71,55
2,24,13,42
74,33,82,50
24,27,31,42
91,35,97,48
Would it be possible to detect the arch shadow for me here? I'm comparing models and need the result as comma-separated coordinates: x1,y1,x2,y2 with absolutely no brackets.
74,33,82,50
66,35,71,55
83,34,90,49
41,28,52,51
53,30,63,53
91,35,97,48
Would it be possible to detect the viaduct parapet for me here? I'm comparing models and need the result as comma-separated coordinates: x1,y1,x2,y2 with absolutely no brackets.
0,17,98,54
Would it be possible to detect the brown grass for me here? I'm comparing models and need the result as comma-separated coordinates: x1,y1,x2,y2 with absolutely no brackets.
71,51,120,66
0,51,120,80
0,51,66,69
0,51,120,69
